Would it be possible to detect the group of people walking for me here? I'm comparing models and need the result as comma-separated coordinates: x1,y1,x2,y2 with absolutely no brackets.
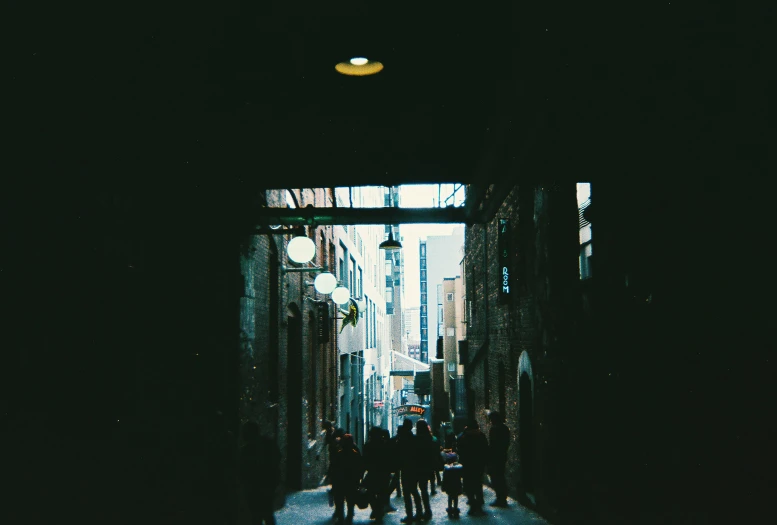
324,411,511,524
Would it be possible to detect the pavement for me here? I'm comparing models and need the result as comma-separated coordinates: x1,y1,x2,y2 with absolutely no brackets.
275,484,550,525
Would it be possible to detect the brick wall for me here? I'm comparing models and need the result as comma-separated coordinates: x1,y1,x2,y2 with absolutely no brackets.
464,183,594,523
461,178,760,524
239,188,335,496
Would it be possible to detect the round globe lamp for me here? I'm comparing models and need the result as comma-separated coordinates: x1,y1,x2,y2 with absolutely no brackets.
314,272,338,294
331,285,351,305
287,236,315,264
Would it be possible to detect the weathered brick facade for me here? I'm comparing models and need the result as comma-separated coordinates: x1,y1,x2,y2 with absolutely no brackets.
461,179,755,524
239,188,337,496
464,183,579,522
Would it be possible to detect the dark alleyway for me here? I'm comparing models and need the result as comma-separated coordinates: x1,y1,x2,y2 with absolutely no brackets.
4,2,775,525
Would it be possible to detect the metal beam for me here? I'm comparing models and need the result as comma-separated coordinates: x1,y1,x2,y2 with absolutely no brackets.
255,206,472,226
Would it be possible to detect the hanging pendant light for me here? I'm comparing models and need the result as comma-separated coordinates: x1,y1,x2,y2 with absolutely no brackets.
379,231,402,250
335,57,384,76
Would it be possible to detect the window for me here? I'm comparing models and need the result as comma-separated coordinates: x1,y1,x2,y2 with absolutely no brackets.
577,182,593,280
420,244,426,256
364,297,369,347
358,267,363,298
580,244,593,280
339,242,348,280
385,259,393,277
447,327,455,336
386,287,393,303
420,270,427,281
371,301,376,347
350,256,356,292
421,282,427,293
447,292,454,302
420,259,426,269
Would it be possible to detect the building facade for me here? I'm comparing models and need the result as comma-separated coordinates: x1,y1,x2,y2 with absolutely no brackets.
333,187,391,449
419,240,429,362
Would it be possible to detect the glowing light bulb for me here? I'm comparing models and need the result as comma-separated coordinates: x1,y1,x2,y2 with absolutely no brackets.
314,272,338,294
287,236,315,263
331,285,351,305
350,57,368,66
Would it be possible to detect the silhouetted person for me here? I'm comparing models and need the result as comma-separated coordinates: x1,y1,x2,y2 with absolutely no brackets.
487,411,511,507
239,421,280,525
415,419,437,520
429,429,443,495
388,426,403,500
363,426,392,522
381,428,398,513
442,448,463,518
327,426,346,516
330,433,363,525
456,419,488,515
396,418,422,522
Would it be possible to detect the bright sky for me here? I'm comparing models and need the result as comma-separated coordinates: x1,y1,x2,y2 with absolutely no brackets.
399,184,465,308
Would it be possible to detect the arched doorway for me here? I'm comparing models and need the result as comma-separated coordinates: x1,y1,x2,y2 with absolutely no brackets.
286,303,303,490
518,351,535,499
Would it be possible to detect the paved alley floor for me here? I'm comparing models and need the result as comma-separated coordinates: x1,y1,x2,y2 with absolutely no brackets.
275,485,550,525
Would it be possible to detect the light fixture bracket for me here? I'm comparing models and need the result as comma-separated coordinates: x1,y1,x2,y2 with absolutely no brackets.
281,264,329,274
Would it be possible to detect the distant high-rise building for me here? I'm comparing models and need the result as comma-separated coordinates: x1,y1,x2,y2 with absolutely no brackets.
404,306,420,346
384,186,405,356
419,226,464,362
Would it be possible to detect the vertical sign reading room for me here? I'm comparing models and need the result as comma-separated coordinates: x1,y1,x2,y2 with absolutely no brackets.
498,218,511,304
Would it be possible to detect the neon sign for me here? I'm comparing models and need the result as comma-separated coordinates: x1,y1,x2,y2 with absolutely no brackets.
498,218,511,304
396,405,426,417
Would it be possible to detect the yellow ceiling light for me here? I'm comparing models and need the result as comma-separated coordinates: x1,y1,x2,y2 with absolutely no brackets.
336,57,384,76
